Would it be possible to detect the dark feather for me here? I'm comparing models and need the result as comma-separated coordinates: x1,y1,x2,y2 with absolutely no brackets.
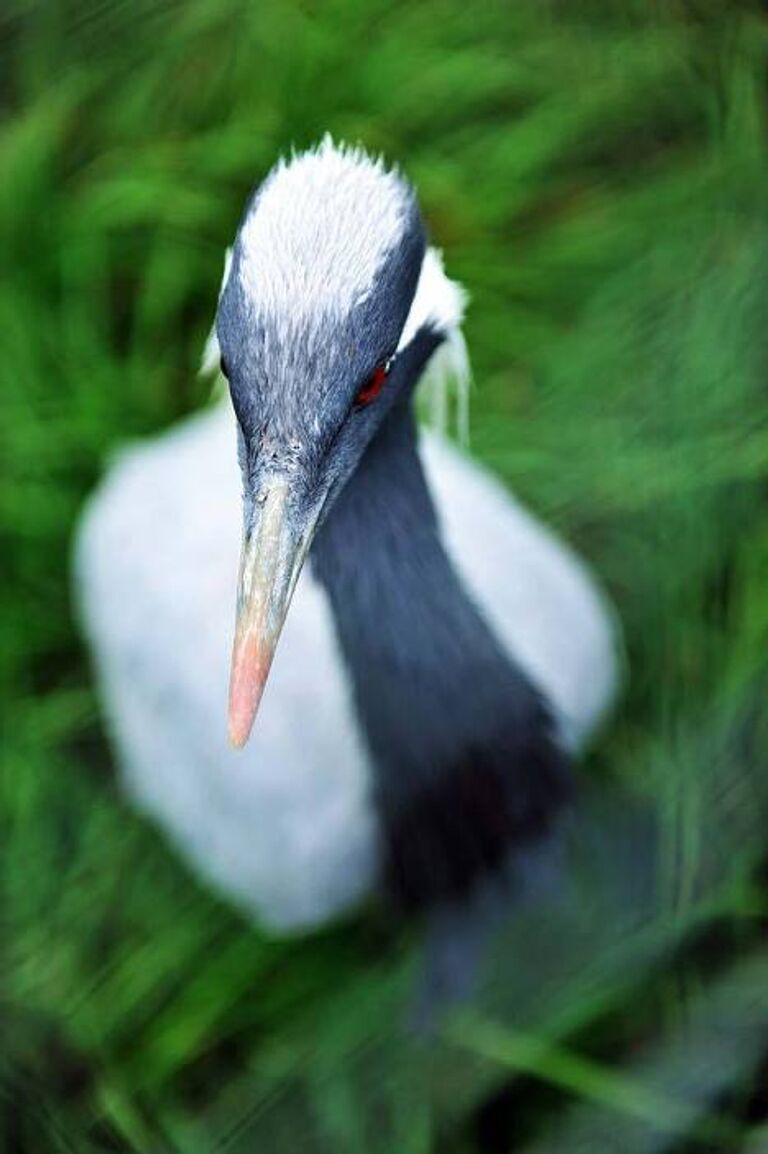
381,704,573,913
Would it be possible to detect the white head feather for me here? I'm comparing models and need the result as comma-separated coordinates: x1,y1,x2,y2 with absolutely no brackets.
238,135,411,318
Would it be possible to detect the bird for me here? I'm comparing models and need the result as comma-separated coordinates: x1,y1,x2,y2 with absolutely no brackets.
75,137,619,951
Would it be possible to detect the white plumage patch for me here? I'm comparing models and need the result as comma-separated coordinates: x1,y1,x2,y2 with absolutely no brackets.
399,247,471,444
238,135,411,317
200,247,233,376
397,246,466,351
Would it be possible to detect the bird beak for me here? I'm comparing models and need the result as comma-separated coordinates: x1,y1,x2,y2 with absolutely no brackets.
228,478,319,748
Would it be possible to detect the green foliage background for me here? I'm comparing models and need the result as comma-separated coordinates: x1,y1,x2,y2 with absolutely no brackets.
2,1,768,1150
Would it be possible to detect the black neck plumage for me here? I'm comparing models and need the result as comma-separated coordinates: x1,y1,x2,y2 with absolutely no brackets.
311,392,572,913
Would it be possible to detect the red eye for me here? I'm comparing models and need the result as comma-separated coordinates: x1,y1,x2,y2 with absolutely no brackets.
354,360,390,408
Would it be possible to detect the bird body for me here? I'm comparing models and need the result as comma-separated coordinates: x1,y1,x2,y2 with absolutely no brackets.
76,400,617,931
75,137,620,940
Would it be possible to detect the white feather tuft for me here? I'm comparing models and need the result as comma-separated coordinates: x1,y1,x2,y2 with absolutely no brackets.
199,247,233,377
418,322,472,448
402,247,471,446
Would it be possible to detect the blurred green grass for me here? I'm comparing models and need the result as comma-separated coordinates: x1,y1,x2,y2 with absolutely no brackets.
2,1,768,1151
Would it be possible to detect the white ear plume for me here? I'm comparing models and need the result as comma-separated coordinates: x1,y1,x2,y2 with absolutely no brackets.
400,247,471,446
418,321,471,447
200,247,233,377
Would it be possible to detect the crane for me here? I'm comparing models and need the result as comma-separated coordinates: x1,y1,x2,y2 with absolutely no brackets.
76,138,619,962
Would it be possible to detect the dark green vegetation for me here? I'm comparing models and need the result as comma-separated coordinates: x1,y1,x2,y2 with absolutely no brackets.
3,2,768,1150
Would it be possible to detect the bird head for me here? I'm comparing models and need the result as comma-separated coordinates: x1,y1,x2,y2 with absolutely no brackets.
207,137,467,747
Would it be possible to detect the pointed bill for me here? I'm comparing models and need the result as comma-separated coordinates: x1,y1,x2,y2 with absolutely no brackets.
228,479,318,748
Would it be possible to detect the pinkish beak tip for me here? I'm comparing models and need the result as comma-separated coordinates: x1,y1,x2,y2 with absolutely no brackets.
227,635,274,749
